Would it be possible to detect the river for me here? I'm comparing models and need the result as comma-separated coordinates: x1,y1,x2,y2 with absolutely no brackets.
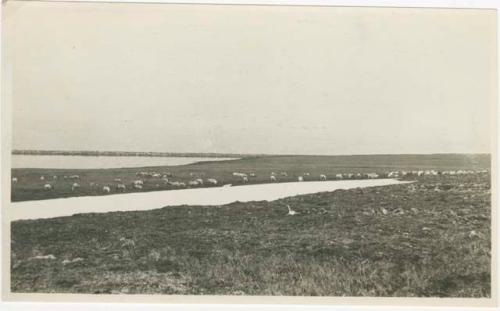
11,154,238,169
9,179,411,221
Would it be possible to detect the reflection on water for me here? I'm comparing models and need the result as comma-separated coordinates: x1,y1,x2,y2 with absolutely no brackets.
12,154,238,169
10,179,411,220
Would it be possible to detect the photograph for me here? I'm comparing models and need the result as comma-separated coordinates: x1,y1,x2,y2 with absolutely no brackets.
1,0,497,306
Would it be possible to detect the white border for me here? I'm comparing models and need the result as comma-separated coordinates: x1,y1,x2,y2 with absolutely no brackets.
5,0,499,9
0,0,498,310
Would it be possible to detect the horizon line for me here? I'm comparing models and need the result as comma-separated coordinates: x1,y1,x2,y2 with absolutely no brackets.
11,149,492,158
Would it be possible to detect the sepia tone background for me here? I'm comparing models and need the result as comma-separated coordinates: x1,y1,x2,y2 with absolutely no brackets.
1,0,498,308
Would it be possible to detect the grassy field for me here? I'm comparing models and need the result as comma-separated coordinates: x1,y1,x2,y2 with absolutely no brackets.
11,171,491,296
11,154,490,202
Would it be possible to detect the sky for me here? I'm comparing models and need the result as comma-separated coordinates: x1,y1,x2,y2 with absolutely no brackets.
4,2,496,155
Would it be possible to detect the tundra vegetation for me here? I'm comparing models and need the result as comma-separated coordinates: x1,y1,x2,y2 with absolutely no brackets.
11,154,489,201
10,154,491,296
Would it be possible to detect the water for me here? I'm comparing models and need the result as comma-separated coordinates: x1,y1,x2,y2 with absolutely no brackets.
9,179,411,220
12,154,238,169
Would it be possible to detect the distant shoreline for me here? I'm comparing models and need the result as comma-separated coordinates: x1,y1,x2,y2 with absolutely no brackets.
11,150,259,158
12,150,490,158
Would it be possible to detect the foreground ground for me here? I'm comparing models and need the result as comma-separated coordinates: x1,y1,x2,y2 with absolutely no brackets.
11,173,491,296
